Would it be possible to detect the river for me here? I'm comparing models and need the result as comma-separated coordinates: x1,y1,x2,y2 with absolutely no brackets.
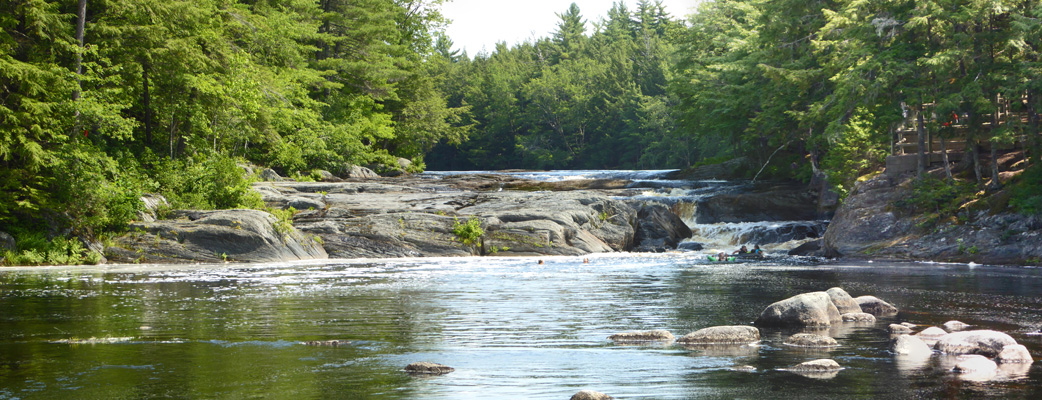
2,256,1041,399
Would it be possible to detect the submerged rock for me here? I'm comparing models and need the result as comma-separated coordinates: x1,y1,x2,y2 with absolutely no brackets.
570,390,614,400
854,296,899,316
785,333,839,348
608,330,675,343
934,330,1018,357
677,326,760,344
404,362,454,375
755,292,842,328
302,340,350,347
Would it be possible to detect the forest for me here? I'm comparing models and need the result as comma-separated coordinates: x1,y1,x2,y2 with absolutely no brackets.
2,0,1042,263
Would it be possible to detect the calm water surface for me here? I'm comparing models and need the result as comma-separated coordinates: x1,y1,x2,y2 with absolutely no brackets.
2,255,1042,399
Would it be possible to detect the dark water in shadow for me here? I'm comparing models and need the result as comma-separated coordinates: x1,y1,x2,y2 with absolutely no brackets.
2,256,1041,399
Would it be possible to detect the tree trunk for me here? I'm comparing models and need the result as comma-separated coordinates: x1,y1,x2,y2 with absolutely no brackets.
971,140,983,186
74,0,86,101
939,136,953,181
1029,90,1040,163
916,108,927,179
142,62,152,145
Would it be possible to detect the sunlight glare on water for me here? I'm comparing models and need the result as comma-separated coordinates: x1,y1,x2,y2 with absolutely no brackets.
2,255,1042,399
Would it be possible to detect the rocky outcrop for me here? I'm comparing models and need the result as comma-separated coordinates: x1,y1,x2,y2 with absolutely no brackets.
608,330,675,343
261,178,692,258
855,296,899,316
404,362,454,375
693,183,824,224
826,288,862,314
755,292,842,328
677,326,760,344
0,231,15,252
934,330,1018,357
823,172,1042,264
785,333,838,348
107,209,327,263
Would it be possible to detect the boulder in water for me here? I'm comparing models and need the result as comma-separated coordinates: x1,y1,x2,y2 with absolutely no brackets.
841,313,876,323
677,326,760,344
943,320,971,332
917,327,948,338
570,390,614,400
855,295,898,316
996,344,1034,364
677,242,704,251
785,333,838,348
953,354,998,373
889,324,913,334
790,359,842,372
934,330,1018,357
755,292,842,328
890,335,932,355
788,239,823,256
404,362,454,375
608,330,675,343
826,288,862,314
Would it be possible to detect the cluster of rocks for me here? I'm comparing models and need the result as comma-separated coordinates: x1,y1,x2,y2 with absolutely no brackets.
104,172,698,262
888,320,1034,381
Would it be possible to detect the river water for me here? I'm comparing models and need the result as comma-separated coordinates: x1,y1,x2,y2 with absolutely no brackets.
2,256,1042,399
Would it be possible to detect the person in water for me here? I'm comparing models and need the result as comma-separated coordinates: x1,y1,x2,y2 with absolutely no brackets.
733,245,748,255
752,245,762,255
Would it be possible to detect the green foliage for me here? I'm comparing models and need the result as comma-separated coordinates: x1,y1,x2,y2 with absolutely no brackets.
268,207,297,237
896,177,979,228
822,109,889,198
1010,165,1042,215
154,154,262,210
452,217,484,246
1,232,99,266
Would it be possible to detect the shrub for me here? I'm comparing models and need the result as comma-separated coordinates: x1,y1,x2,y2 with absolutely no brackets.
1010,164,1042,215
452,217,484,246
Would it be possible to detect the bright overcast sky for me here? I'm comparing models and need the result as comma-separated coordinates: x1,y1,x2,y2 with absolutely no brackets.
441,0,703,56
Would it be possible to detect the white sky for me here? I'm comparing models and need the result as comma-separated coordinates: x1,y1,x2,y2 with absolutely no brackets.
441,0,703,56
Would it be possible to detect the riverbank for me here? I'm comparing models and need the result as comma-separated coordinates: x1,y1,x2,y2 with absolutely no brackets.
823,170,1042,265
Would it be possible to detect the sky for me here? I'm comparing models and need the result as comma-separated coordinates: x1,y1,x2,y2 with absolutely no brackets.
441,0,703,56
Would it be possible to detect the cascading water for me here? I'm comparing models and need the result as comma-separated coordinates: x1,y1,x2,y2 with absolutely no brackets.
422,169,829,254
